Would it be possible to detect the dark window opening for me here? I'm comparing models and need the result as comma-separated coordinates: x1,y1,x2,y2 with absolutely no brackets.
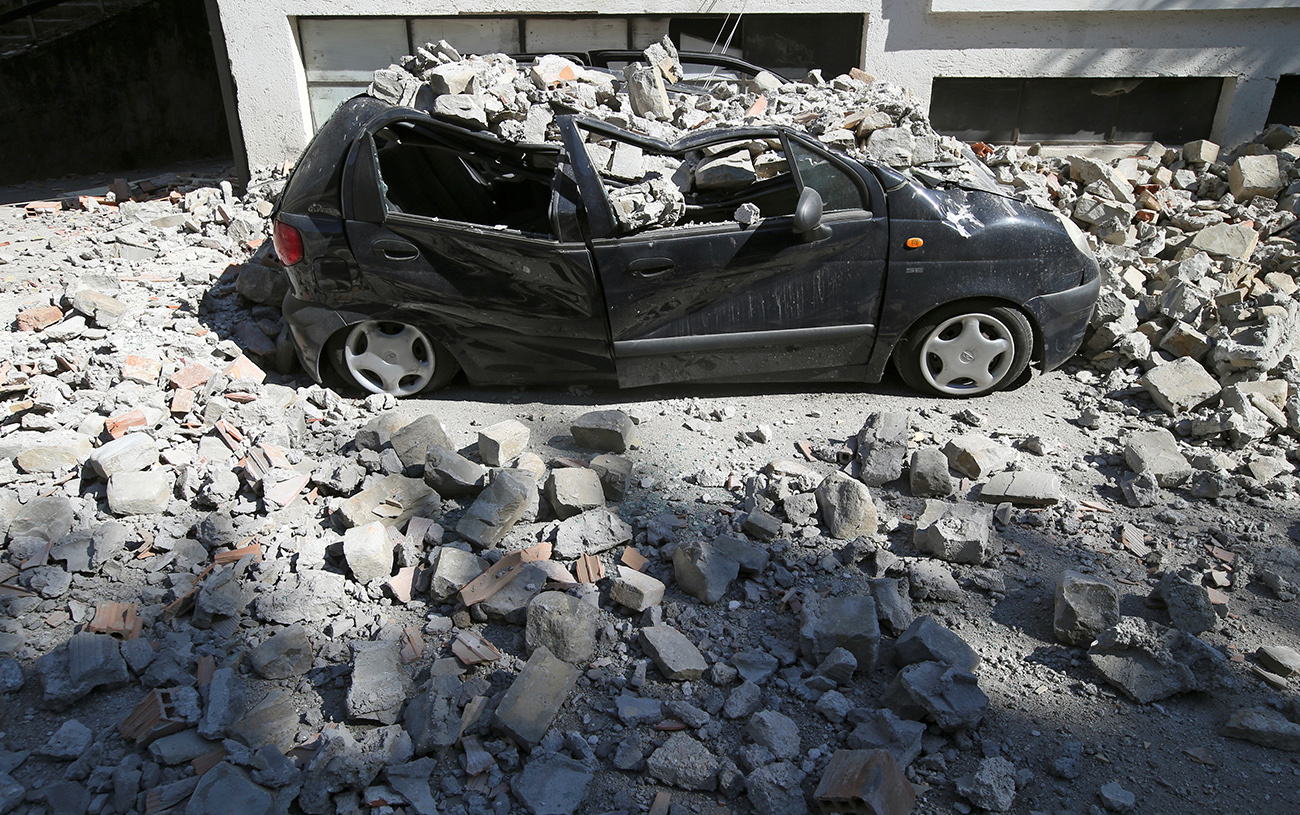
1268,75,1300,127
668,15,863,79
930,77,1223,145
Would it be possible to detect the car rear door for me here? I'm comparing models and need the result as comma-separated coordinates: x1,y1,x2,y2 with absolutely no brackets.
339,124,616,386
569,122,890,388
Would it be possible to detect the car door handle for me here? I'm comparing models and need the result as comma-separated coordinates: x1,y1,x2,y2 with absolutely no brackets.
626,257,675,278
373,239,419,261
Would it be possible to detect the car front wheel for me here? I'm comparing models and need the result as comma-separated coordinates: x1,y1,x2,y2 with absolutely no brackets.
896,303,1033,397
330,320,458,397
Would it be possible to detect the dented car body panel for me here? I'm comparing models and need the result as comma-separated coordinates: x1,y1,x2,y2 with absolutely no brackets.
277,89,1099,397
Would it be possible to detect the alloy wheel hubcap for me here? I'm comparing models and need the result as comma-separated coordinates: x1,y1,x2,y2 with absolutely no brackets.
343,321,435,396
919,313,1014,395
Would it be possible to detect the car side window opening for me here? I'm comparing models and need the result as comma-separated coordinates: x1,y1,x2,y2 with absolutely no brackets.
583,132,800,235
372,122,557,237
786,140,867,213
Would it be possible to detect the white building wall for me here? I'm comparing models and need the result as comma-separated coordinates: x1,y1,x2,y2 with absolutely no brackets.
213,0,1300,170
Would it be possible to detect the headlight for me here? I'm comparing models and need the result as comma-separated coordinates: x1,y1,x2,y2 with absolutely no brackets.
1056,211,1092,257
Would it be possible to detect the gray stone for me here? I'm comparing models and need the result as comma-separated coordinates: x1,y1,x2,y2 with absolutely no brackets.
478,420,530,467
1142,358,1222,416
234,265,288,307
425,61,477,95
404,674,474,754
645,733,718,790
1182,139,1219,164
1222,707,1300,751
815,471,878,539
36,632,129,708
424,445,487,497
199,667,246,740
866,127,915,167
712,535,769,575
798,594,880,670
1087,617,1225,703
478,561,548,624
355,413,406,451
1054,571,1120,646
846,709,926,769
38,719,93,759
428,546,487,601
1160,572,1215,634
9,496,74,540
894,616,980,672
546,468,605,519
640,626,708,680
298,725,409,815
732,649,779,684
723,680,763,719
194,563,251,627
978,471,1061,506
913,500,997,564
494,647,580,749
515,752,594,815
229,690,298,753
744,761,806,815
1098,781,1137,813
695,151,757,189
589,453,633,500
0,658,22,693
107,470,172,515
942,435,1017,479
1229,154,1285,202
249,625,313,680
343,522,393,585
868,577,916,635
855,412,910,486
815,689,852,723
1257,645,1300,677
957,756,1017,812
814,647,858,686
673,539,740,603
391,414,453,471
150,729,219,765
457,469,536,548
571,410,638,453
909,447,953,498
554,507,631,558
385,759,440,815
747,710,801,760
1124,429,1192,487
610,566,665,612
347,640,407,724
87,434,158,479
615,693,664,726
883,661,989,731
742,507,782,541
526,591,597,664
623,63,671,120
434,94,488,129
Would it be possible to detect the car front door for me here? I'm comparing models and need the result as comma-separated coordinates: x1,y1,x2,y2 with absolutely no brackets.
570,122,890,388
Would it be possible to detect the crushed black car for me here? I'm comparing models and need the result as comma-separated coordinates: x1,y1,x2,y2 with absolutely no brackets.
273,51,1100,399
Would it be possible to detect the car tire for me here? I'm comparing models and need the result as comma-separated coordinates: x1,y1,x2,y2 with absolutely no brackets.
895,303,1033,397
328,320,459,397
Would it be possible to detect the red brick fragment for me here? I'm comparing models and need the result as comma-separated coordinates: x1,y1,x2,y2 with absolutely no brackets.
16,305,63,332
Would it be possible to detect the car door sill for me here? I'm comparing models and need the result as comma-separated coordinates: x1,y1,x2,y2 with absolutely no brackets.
614,323,876,358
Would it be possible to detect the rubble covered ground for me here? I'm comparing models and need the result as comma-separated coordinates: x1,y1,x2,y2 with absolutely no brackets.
0,37,1299,815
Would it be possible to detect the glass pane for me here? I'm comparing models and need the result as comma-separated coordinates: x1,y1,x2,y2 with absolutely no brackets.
930,78,1022,143
299,18,408,83
410,17,520,56
789,142,863,212
1113,78,1221,143
308,84,367,130
524,17,627,53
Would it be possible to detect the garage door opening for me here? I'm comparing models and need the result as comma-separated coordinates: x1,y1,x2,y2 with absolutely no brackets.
1268,75,1300,127
929,76,1223,145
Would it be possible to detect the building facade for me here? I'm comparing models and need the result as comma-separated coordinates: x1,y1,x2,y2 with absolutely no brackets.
208,0,1300,172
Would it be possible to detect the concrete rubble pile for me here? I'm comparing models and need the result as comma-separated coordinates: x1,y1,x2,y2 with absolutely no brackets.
0,37,1298,815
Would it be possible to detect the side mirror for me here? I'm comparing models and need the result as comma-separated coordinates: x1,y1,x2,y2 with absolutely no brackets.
794,187,832,242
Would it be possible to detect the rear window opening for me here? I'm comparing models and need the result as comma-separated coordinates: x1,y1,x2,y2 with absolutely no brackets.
374,122,558,235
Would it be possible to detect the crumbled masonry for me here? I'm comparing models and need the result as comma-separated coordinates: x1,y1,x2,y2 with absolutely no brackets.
0,34,1299,815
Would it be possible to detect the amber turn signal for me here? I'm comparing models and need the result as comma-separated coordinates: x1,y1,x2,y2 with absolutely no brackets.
905,237,924,249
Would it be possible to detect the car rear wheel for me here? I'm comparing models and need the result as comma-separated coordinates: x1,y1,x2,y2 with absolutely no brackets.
896,303,1033,397
331,321,458,397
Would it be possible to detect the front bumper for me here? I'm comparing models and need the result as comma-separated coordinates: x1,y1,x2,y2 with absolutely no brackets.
1022,260,1101,371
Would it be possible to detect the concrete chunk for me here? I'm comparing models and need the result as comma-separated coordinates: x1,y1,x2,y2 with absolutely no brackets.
107,471,172,515
1140,357,1221,415
894,615,980,672
87,434,158,479
610,567,665,612
347,640,407,724
1054,571,1120,646
494,646,580,748
457,469,536,548
673,540,739,604
343,522,393,585
545,468,605,519
978,471,1061,506
942,435,1016,479
423,445,487,497
799,595,880,670
913,500,997,564
1229,154,1285,202
816,472,879,540
571,410,637,453
855,412,910,486
478,419,530,467
640,626,708,680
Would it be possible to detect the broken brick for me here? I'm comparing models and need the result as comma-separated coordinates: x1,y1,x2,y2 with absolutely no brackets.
87,601,142,640
16,305,63,332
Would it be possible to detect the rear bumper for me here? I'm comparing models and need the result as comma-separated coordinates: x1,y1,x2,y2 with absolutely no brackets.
282,294,360,383
1023,260,1101,371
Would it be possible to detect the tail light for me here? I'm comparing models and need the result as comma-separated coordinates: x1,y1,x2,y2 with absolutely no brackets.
272,219,304,266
